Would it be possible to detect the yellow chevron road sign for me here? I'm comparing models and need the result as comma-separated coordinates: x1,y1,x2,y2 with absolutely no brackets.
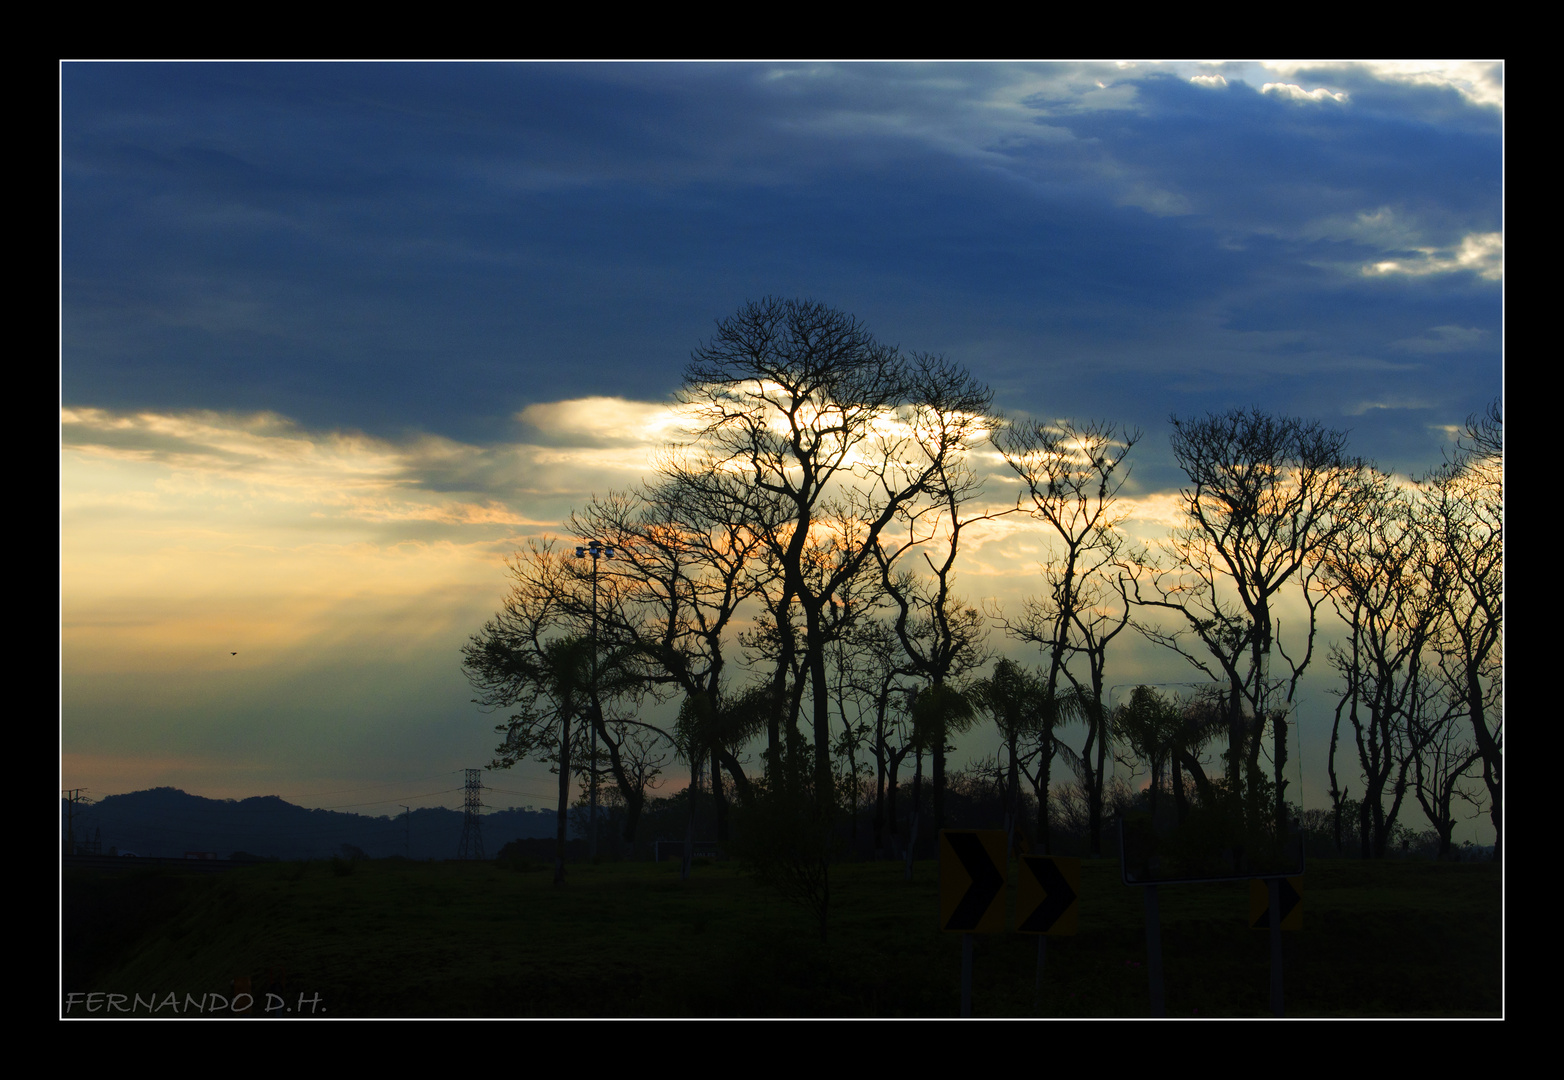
940,830,1008,933
1017,854,1080,935
1250,876,1303,930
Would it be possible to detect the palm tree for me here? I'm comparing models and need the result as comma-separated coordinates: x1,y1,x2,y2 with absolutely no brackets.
469,633,647,884
519,636,598,885
1167,693,1228,824
674,685,768,878
910,683,978,847
1024,687,1085,854
1113,686,1184,827
968,659,1096,854
970,659,1040,843
1113,686,1227,829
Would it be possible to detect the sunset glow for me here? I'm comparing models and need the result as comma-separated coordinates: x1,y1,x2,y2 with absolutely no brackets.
62,62,1499,847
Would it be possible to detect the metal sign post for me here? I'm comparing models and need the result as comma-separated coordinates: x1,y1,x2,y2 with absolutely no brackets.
1016,853,1080,1005
1269,879,1283,1017
1250,875,1302,1017
1144,883,1165,1018
962,933,975,1018
1121,817,1304,1017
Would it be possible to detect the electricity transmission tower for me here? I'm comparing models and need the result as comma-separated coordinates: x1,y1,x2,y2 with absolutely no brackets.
457,770,485,860
62,789,90,856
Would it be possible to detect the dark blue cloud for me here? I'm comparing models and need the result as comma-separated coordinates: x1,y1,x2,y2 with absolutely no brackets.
61,62,1500,476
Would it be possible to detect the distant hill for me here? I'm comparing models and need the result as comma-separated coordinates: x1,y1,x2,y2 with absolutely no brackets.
60,787,566,862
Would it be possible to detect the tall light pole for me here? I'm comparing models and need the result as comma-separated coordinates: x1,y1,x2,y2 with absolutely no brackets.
575,539,615,860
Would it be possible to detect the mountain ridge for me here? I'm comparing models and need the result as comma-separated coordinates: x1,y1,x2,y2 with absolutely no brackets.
60,786,564,861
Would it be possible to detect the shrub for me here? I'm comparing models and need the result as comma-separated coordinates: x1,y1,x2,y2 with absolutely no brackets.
726,747,845,943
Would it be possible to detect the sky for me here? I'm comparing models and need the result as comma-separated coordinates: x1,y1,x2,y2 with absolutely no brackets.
60,62,1502,842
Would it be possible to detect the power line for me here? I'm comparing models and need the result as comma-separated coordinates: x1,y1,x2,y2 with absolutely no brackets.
279,772,467,800
314,787,464,811
482,785,567,802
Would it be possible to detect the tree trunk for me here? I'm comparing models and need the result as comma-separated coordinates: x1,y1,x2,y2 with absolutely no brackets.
807,604,834,805
555,711,571,885
711,746,728,843
682,756,703,881
933,741,946,835
1089,712,1107,857
1272,710,1289,836
1467,672,1501,862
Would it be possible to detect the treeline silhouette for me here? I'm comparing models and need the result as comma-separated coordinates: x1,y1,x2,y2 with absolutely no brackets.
463,299,1501,880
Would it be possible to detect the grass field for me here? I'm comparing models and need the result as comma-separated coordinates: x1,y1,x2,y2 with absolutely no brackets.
61,855,1502,1018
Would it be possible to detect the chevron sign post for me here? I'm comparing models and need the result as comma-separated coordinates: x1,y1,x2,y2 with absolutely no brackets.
940,829,1008,1018
1250,876,1303,1017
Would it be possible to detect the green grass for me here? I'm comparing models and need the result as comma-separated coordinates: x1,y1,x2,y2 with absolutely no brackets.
61,856,1501,1018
